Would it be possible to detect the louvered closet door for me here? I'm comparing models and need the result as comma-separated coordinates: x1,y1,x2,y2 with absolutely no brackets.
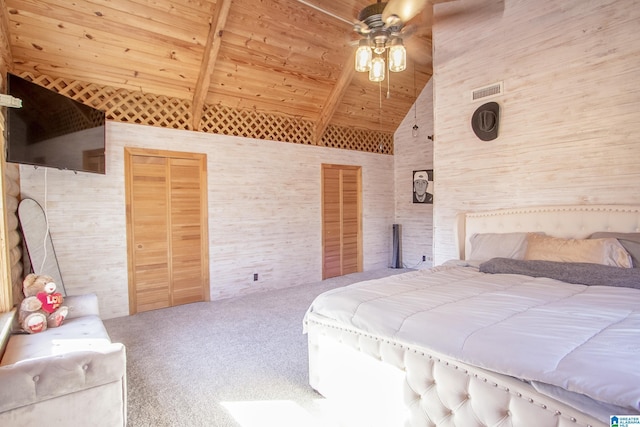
323,167,342,278
126,148,209,314
170,158,208,306
128,154,170,312
322,164,362,279
341,168,360,275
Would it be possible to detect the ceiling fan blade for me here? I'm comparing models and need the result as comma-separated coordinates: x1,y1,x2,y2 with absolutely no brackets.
432,0,504,26
400,6,433,37
353,18,372,35
382,0,430,26
404,33,432,65
293,0,354,26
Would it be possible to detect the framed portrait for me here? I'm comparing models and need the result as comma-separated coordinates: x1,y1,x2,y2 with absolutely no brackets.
412,169,433,204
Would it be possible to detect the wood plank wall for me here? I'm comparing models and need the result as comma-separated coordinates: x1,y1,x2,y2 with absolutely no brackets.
19,122,395,319
432,0,640,263
0,76,23,311
393,79,435,269
4,163,21,303
1,0,23,311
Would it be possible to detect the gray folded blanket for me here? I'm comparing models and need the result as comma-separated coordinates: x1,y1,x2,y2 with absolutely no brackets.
479,258,640,289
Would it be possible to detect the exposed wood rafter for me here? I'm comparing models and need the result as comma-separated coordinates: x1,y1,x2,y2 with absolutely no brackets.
314,50,356,145
191,0,233,131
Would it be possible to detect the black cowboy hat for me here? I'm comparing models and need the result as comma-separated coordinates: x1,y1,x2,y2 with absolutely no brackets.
471,101,500,141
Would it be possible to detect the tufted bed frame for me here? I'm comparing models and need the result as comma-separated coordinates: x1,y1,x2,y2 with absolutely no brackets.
305,205,640,427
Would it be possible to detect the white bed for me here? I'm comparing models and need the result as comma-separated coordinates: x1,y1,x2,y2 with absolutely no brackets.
304,205,640,427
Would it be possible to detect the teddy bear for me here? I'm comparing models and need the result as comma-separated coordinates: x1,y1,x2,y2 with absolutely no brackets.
18,273,68,334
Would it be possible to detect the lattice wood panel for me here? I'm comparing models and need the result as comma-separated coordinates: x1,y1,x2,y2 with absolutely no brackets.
200,104,314,145
18,72,394,154
322,125,393,155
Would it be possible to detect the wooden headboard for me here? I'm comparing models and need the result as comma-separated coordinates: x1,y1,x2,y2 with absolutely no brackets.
457,205,640,260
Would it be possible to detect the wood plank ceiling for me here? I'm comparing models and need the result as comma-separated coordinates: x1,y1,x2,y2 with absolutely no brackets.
2,0,434,138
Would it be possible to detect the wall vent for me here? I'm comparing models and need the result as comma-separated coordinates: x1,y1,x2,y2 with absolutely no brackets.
471,81,503,102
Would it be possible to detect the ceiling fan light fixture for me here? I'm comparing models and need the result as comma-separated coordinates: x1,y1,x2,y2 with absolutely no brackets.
373,40,386,55
388,38,407,72
355,39,373,72
353,0,424,82
369,56,386,82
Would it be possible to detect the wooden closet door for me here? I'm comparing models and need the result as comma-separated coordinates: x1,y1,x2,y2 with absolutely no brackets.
126,148,209,314
169,157,208,306
128,154,171,312
322,164,362,279
322,167,342,279
341,168,360,275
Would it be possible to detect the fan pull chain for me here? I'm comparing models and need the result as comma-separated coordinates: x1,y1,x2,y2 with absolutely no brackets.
386,49,391,99
378,81,383,151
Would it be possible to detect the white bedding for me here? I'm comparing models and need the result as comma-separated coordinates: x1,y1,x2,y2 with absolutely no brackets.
304,262,640,415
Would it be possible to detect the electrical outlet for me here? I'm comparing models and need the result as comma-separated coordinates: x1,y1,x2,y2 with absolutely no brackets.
253,273,258,281
422,255,426,262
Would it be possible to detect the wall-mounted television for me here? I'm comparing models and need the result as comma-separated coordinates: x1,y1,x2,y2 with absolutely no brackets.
6,73,106,174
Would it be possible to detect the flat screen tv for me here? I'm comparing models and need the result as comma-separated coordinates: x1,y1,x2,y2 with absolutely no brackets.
6,73,106,174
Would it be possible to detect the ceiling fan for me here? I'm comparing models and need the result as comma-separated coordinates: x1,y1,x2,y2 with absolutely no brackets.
296,0,437,82
351,0,433,81
298,0,438,82
297,0,503,79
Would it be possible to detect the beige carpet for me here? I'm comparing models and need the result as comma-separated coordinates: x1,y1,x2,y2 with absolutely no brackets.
104,268,411,427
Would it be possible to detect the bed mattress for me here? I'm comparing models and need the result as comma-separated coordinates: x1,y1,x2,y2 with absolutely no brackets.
304,263,640,418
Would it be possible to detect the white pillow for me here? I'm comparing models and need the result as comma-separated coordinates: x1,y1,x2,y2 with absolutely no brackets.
468,232,530,261
524,233,632,268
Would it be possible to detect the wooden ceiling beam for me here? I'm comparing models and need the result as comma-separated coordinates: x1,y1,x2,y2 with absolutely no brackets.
0,0,13,77
191,0,232,131
314,50,356,145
